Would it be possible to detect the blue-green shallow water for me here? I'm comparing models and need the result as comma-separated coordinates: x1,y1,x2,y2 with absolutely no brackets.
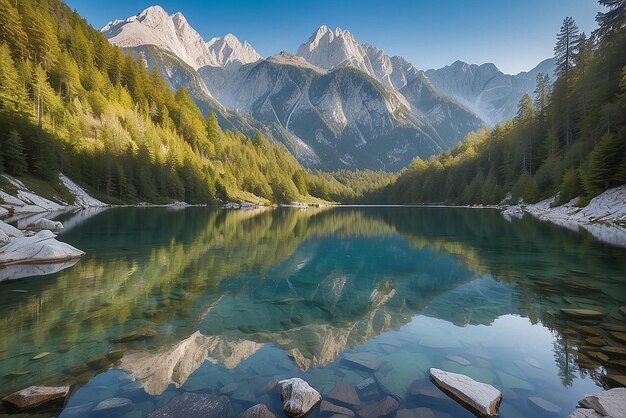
1,206,626,418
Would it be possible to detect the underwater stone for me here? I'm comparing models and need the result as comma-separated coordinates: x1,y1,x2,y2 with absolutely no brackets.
2,385,70,410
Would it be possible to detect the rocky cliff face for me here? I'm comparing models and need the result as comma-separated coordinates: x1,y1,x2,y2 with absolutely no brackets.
425,58,555,125
104,9,552,170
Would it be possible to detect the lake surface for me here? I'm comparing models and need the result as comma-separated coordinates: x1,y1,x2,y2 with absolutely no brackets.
1,207,626,418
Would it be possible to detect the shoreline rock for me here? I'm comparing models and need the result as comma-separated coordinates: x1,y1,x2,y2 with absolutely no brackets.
0,229,84,265
1,385,70,410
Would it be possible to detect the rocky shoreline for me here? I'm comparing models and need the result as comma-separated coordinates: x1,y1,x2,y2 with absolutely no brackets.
500,185,626,247
2,369,624,417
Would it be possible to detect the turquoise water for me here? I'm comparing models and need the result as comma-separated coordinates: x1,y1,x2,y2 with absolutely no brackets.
1,207,625,417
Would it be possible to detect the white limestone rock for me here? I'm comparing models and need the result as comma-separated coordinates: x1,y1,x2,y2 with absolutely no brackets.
429,368,502,418
0,230,84,265
578,387,626,417
0,220,23,238
278,378,321,417
567,408,603,418
29,218,63,231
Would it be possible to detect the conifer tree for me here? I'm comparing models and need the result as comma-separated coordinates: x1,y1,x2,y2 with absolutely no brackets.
595,0,626,41
534,73,551,121
554,17,579,147
3,130,28,176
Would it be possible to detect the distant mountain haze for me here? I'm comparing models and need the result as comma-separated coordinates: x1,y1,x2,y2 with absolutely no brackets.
102,6,552,170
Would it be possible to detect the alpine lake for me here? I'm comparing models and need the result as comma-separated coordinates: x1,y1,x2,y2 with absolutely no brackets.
1,206,626,418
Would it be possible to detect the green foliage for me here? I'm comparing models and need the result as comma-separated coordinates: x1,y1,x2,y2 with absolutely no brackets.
0,0,356,204
384,2,626,205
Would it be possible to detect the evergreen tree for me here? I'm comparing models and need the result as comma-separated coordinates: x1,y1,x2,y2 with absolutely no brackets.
595,0,626,41
3,130,28,176
0,0,28,58
554,17,580,147
534,73,551,121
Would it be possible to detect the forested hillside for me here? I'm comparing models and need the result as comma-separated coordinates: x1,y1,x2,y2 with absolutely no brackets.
0,0,349,204
384,0,626,206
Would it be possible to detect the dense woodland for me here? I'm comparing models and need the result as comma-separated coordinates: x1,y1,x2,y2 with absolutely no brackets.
384,0,626,206
0,0,624,207
0,0,368,204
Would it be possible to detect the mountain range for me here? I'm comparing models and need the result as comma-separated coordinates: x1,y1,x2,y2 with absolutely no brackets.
102,6,554,170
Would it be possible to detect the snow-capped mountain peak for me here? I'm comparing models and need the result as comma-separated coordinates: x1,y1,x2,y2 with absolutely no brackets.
296,25,422,91
102,5,261,70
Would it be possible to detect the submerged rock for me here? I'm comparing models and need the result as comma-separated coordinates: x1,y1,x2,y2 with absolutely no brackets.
278,378,321,417
147,393,229,418
237,403,277,418
396,408,437,418
1,385,70,410
578,387,626,417
343,352,383,372
357,395,398,418
92,398,133,416
0,230,84,265
528,396,561,414
110,328,157,343
429,368,502,418
328,382,360,407
320,400,354,417
560,309,604,319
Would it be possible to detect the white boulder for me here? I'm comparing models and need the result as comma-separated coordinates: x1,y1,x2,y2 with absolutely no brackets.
0,220,23,238
0,230,84,265
278,378,321,417
578,387,626,417
429,368,502,418
29,218,63,231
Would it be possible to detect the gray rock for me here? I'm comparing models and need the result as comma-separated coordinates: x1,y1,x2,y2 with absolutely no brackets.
278,378,321,417
528,396,561,414
236,404,277,418
328,382,360,407
29,218,63,231
320,400,354,417
396,408,437,418
567,408,603,418
343,352,382,372
147,393,230,418
355,378,378,400
92,398,133,416
0,230,84,265
110,328,157,343
0,229,9,244
429,368,502,418
1,385,70,410
356,396,398,418
578,387,626,417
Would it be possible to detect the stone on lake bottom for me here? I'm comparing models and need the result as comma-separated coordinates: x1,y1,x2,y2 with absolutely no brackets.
357,396,398,418
395,408,437,418
147,393,229,418
2,385,70,410
110,328,157,343
446,355,471,366
355,378,378,400
255,377,278,396
343,352,383,372
278,378,321,418
320,400,354,417
429,368,502,418
328,382,360,407
578,387,626,417
236,403,277,418
528,396,561,414
560,309,604,319
92,398,133,416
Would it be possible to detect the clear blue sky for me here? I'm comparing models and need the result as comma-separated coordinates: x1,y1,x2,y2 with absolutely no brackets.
65,0,603,74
